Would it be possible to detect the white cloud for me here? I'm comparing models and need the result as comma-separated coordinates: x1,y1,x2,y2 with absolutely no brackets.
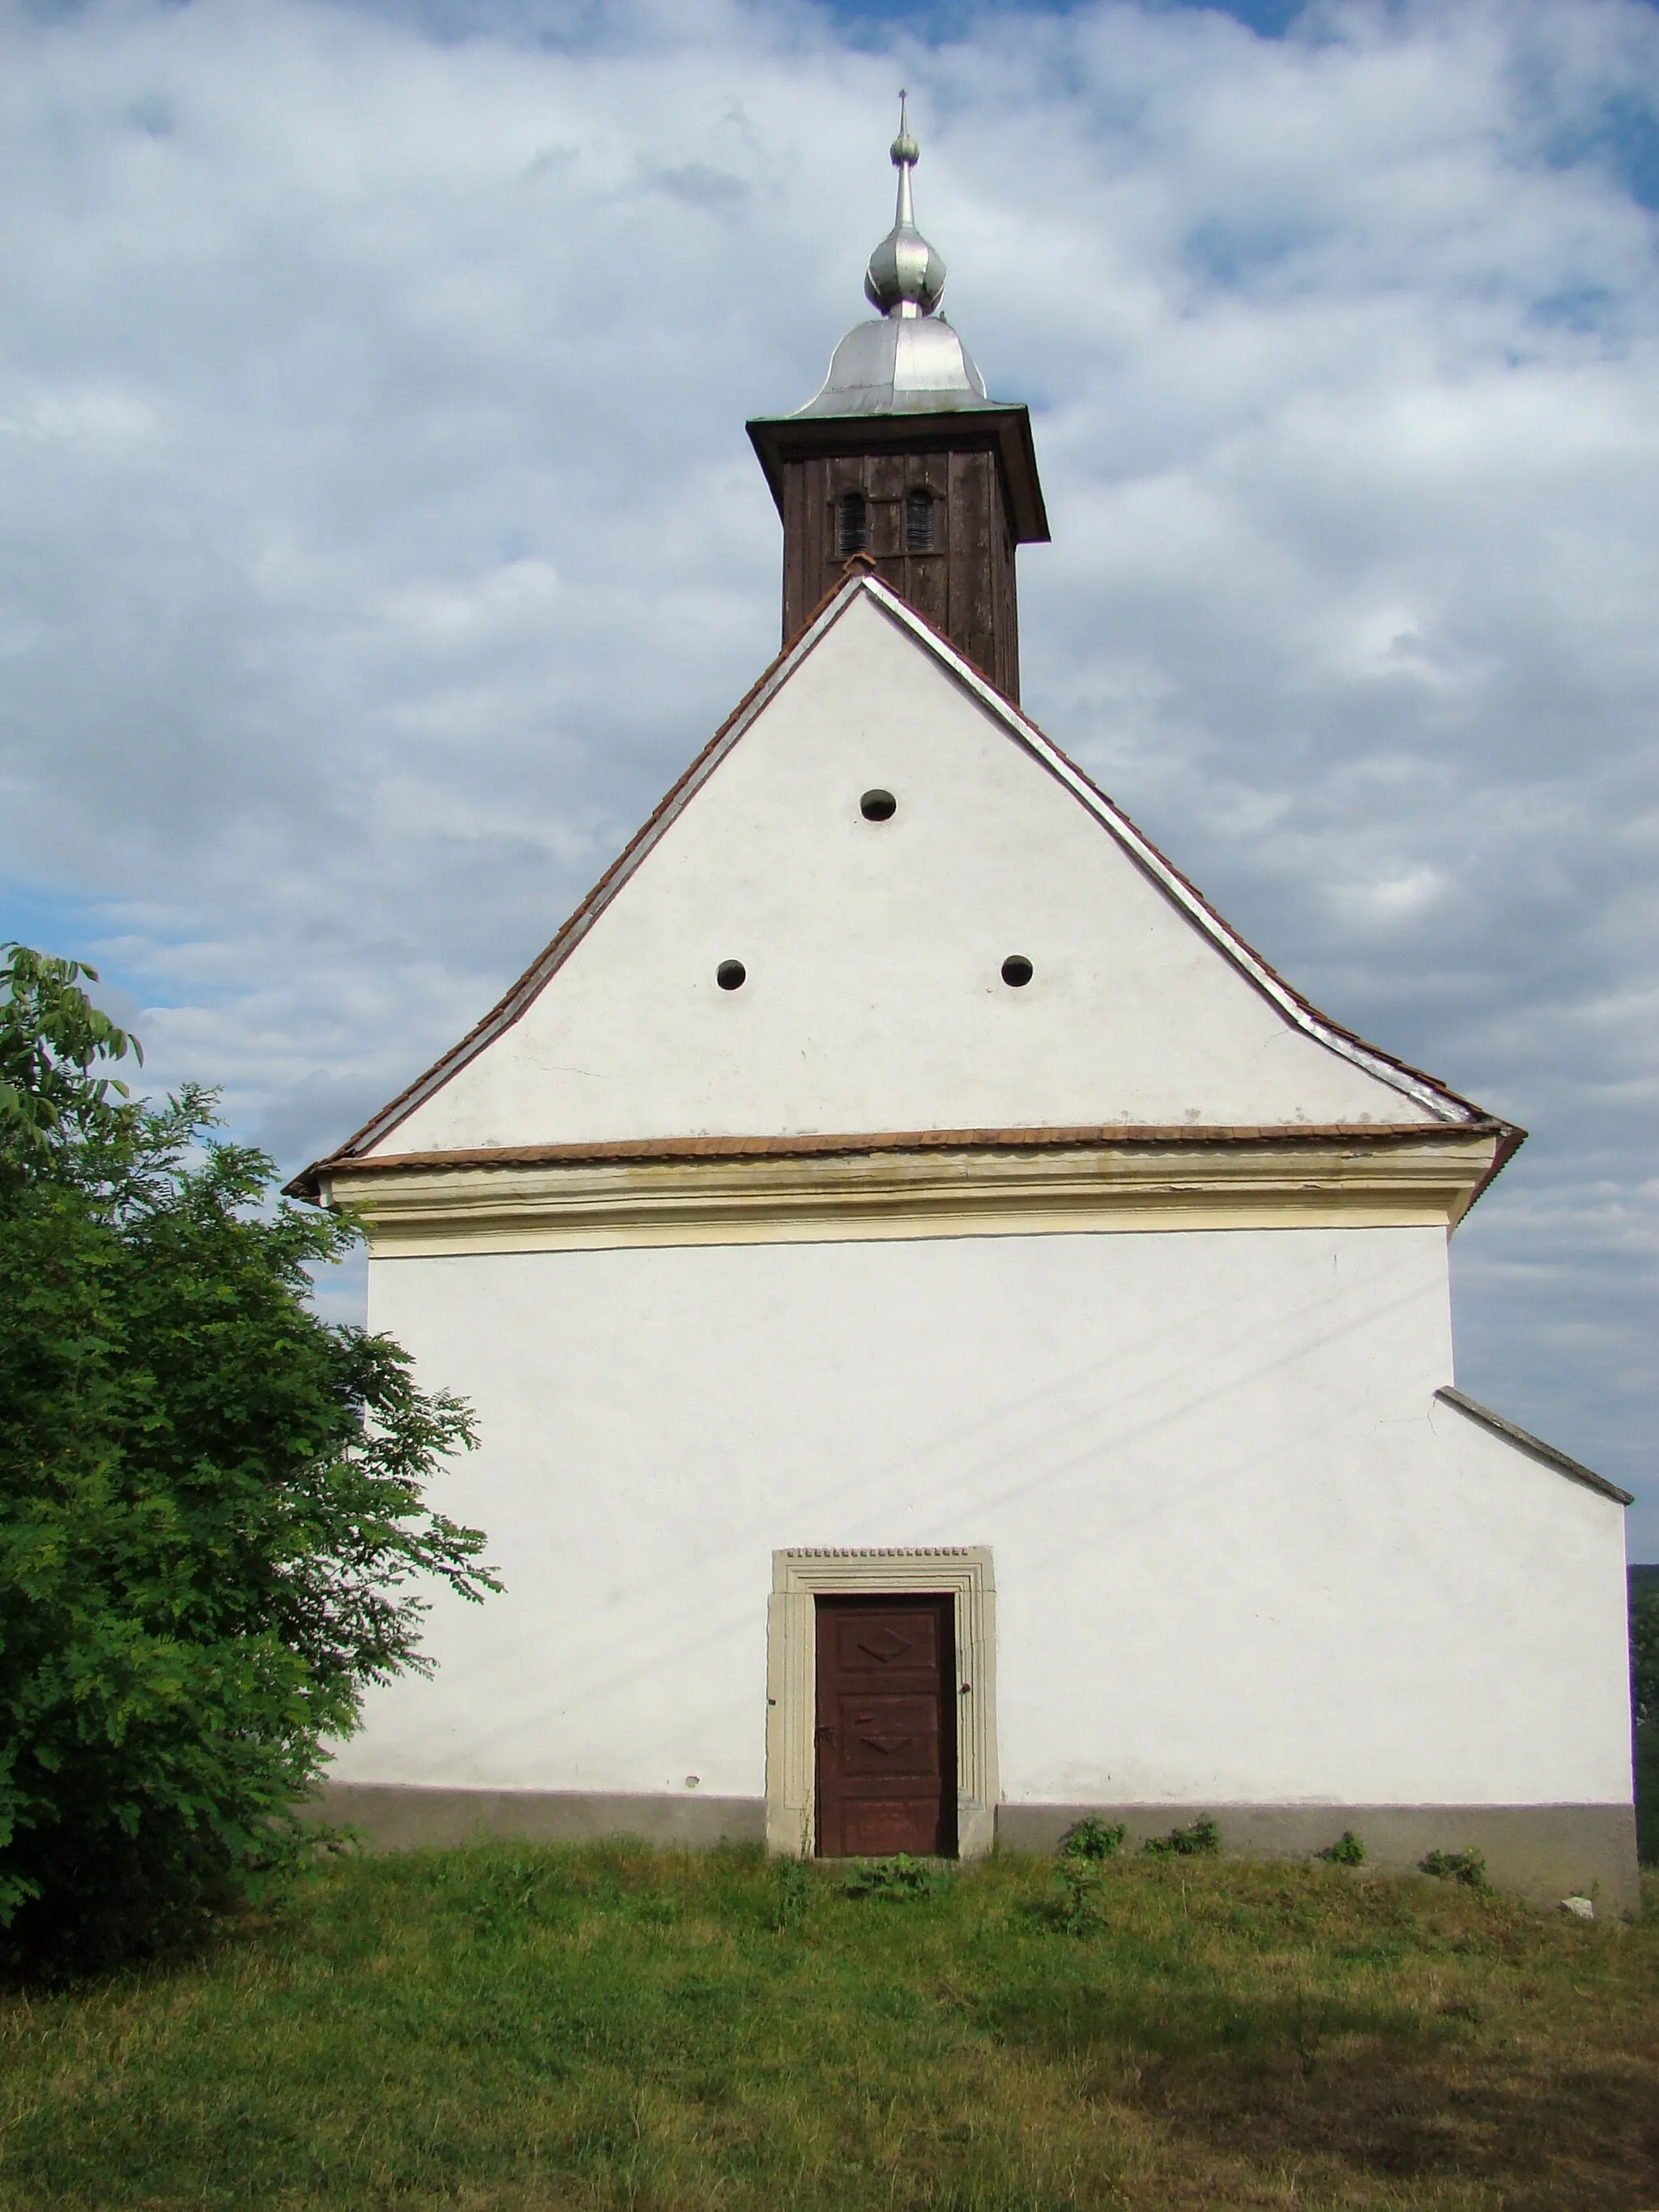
1,0,1655,1537
1332,861,1451,925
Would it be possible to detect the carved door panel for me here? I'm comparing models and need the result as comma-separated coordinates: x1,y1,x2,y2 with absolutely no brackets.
814,1593,957,1858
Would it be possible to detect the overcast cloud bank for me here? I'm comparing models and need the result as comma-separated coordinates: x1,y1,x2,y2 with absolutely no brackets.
2,0,1655,1536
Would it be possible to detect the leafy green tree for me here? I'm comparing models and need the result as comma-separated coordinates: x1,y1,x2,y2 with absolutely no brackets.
1634,1587,1659,1734
1634,1583,1659,1867
0,944,499,1974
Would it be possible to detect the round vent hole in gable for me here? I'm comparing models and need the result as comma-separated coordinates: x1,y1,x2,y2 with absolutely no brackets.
860,789,897,821
717,960,747,991
1000,955,1034,988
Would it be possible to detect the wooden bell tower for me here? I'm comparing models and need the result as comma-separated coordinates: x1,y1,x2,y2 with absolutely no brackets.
746,405,1047,704
745,99,1048,705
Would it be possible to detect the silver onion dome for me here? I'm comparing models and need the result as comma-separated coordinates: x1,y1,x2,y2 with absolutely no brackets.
794,93,990,420
864,92,946,318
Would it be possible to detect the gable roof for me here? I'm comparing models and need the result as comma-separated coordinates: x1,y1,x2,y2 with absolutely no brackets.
288,574,1516,1198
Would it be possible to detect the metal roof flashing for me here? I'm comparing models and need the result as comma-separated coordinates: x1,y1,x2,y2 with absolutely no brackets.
1434,1388,1632,1506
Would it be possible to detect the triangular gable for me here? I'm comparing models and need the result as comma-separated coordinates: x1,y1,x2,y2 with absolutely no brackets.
295,576,1505,1188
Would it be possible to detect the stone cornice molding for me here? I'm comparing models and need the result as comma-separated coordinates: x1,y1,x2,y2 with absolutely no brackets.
322,1125,1504,1258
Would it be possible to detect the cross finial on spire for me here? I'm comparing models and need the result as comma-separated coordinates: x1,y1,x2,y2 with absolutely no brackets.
891,89,919,168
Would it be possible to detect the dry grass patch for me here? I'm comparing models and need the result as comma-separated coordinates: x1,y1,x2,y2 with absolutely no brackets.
0,1843,1653,2210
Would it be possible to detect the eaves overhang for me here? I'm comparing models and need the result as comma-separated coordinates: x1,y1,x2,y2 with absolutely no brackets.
296,1122,1508,1256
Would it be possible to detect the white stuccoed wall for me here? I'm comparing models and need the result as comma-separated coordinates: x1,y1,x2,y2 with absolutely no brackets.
379,594,1434,1153
331,1223,1631,1810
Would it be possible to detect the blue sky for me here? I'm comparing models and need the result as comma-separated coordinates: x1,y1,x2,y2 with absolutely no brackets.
2,0,1655,1542
824,0,1306,35
825,0,1659,204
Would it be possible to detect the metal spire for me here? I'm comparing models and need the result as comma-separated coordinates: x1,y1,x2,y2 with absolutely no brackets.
891,88,919,224
864,91,946,319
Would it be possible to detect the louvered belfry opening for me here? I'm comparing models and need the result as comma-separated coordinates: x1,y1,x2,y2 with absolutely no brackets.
905,485,935,554
836,490,870,559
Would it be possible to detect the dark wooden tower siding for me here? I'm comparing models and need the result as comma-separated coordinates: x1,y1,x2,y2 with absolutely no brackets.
781,444,1016,697
748,408,1047,705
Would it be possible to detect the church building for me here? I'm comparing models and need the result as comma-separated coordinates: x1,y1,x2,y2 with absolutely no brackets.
293,112,1637,1907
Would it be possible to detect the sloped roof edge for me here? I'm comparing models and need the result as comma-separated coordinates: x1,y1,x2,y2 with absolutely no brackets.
294,574,1507,1195
294,1119,1499,1191
1435,1387,1633,1506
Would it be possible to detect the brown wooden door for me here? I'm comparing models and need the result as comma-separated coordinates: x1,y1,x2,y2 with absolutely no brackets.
815,1593,957,1858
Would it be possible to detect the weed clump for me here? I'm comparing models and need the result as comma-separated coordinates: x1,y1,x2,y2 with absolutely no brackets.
1143,1815,1222,1859
843,1854,946,1901
1059,1816,1127,1862
1047,1862,1108,1937
1319,1831,1367,1867
1418,1848,1490,1891
770,1856,815,1931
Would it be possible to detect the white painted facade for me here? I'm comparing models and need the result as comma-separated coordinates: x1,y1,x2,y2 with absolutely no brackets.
307,578,1635,1899
333,1225,1631,1811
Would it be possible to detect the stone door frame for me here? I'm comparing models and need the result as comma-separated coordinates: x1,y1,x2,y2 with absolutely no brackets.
766,1546,997,1858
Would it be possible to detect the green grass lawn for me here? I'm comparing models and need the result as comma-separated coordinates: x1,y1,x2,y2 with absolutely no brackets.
2,1843,1655,2211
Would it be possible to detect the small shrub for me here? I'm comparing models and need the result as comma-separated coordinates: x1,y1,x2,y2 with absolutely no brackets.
844,1854,945,1901
1418,1848,1489,1891
1049,1861,1105,1937
1059,1815,1127,1862
1319,1830,1367,1867
1143,1815,1222,1859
